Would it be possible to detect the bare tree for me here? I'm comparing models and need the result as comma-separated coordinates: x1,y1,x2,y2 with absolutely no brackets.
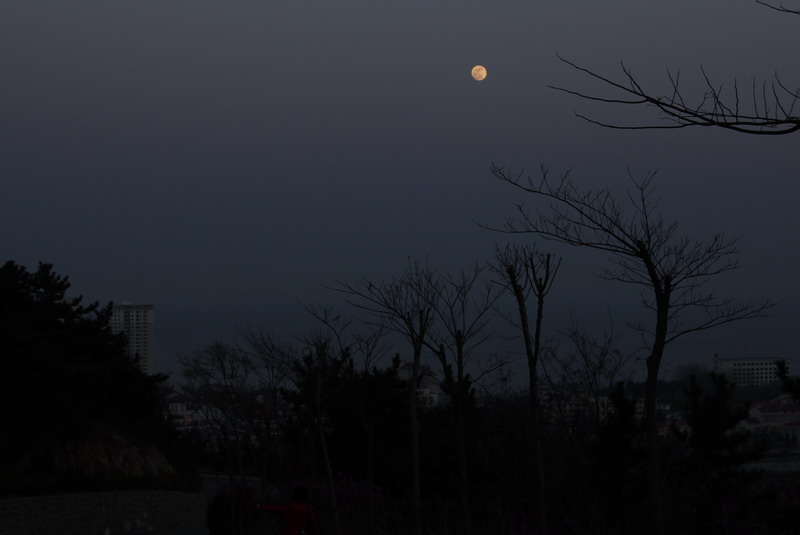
241,329,294,492
549,3,800,135
293,333,348,534
299,304,394,535
425,264,504,535
180,342,258,535
180,342,257,474
351,321,391,373
540,321,629,441
488,164,772,535
490,243,560,535
245,306,393,535
341,324,394,535
329,260,440,535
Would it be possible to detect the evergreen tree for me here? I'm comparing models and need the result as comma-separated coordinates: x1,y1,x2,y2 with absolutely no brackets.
0,260,168,494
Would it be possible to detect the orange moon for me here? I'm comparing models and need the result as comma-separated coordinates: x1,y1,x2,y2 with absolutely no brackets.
471,65,487,81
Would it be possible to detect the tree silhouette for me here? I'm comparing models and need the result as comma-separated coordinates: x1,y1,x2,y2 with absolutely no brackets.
287,335,349,535
490,244,560,535
669,373,764,533
0,260,167,494
425,264,503,535
330,261,440,535
776,360,800,399
180,342,262,535
585,382,646,534
542,322,628,442
487,168,772,535
333,356,407,535
680,373,756,468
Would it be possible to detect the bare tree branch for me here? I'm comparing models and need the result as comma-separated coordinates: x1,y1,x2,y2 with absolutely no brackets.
487,164,772,535
489,242,560,535
550,54,800,135
326,259,439,535
756,0,800,15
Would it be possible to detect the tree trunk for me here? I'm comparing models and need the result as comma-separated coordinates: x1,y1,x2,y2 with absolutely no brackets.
644,352,664,535
315,381,340,534
510,270,546,535
531,292,546,535
454,337,472,535
356,406,376,535
318,417,340,534
644,294,669,535
409,341,423,535
366,424,375,535
455,394,471,535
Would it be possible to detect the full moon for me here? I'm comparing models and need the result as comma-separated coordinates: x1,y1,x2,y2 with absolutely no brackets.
471,65,487,81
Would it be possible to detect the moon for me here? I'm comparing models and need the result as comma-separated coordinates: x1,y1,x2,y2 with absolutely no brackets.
471,65,487,81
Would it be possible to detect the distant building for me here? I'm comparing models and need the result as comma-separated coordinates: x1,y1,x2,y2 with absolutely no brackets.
164,390,202,432
539,386,672,433
111,302,155,375
714,356,790,388
397,362,442,407
738,395,800,456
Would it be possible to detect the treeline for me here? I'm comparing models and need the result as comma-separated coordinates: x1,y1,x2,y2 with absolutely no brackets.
179,165,780,535
3,254,796,535
3,159,797,535
0,260,194,496
176,258,797,535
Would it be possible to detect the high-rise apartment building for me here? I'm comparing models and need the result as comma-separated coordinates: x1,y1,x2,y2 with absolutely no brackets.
714,356,790,388
110,302,155,375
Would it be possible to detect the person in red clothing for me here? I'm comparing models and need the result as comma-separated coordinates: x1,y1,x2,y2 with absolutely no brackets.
256,487,318,535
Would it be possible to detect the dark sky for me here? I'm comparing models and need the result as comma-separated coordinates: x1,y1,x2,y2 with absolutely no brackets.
3,1,798,381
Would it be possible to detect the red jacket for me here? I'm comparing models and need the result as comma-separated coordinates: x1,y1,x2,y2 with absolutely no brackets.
257,501,318,535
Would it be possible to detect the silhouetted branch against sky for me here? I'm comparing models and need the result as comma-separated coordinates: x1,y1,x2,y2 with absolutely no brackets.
549,49,800,134
756,0,800,15
240,329,294,391
327,265,435,339
351,322,392,372
488,244,556,352
490,158,774,535
488,163,773,345
424,264,503,357
299,302,353,357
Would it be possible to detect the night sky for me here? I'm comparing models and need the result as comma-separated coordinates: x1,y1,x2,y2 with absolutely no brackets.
3,1,798,380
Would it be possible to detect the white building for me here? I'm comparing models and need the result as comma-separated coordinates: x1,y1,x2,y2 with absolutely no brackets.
714,356,790,388
111,302,155,375
738,395,800,456
397,362,442,407
164,390,202,432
